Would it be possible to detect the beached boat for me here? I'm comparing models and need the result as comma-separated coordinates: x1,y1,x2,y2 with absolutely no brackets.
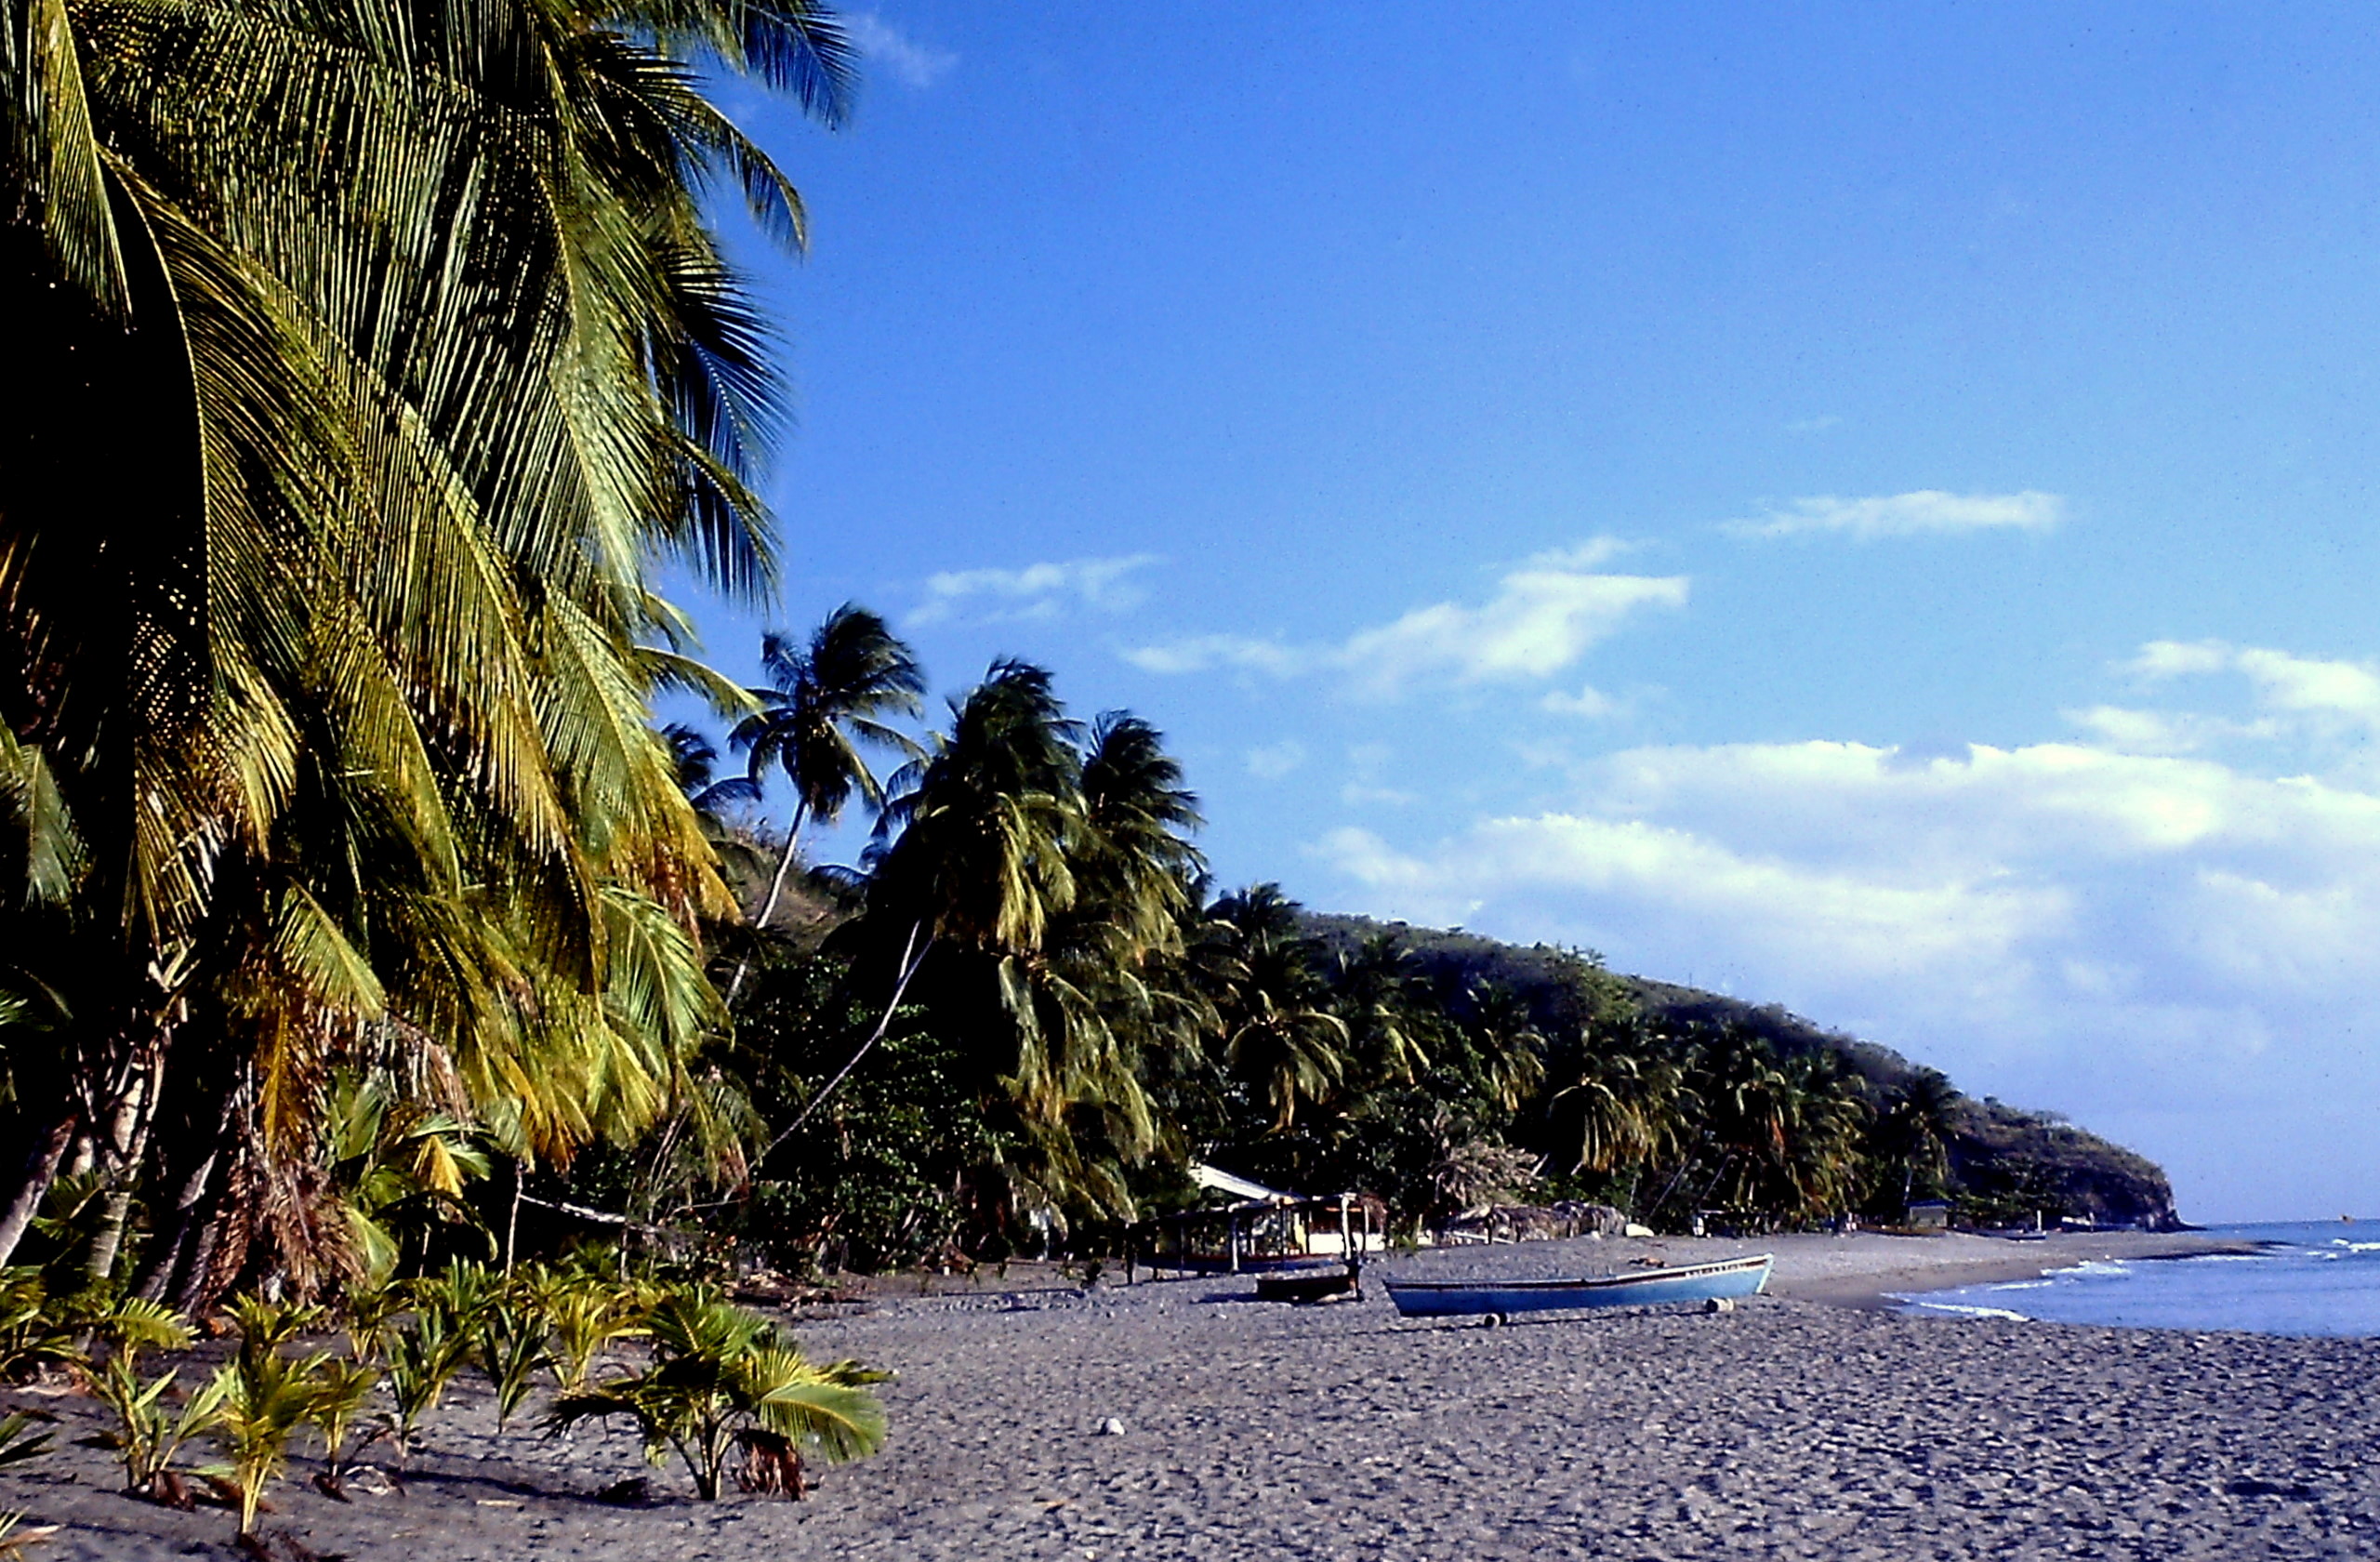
1382,1252,1773,1321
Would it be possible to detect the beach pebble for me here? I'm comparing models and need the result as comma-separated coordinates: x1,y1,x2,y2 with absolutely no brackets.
1097,1417,1127,1436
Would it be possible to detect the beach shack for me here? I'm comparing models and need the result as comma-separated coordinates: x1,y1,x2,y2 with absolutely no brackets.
1906,1199,1952,1230
1132,1163,1382,1277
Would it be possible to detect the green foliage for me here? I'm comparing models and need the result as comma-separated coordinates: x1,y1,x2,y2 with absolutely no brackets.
74,1291,209,1497
337,1279,406,1362
307,1357,380,1482
206,1344,335,1535
523,1263,648,1394
380,1304,471,1460
548,1285,884,1501
87,1355,226,1498
478,1302,554,1433
0,1271,73,1382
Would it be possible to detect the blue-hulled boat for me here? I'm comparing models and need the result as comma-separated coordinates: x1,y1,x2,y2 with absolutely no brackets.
1382,1252,1773,1321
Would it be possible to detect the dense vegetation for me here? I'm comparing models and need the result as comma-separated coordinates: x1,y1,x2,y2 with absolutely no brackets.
591,632,2179,1276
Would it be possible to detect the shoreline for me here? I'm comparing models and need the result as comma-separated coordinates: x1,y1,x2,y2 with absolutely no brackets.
1359,1226,2266,1313
1768,1231,2267,1311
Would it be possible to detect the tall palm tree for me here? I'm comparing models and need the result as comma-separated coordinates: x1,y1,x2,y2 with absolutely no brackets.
722,606,924,1004
0,0,856,1287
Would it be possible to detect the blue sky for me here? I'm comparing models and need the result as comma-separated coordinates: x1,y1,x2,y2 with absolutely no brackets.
680,3,2380,1223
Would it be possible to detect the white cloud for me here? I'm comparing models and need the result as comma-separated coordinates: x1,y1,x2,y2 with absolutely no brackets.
912,554,1157,627
1307,666,2380,1221
1340,566,1686,694
2119,640,2380,743
1126,538,1686,698
1123,633,1307,677
2122,639,2233,680
1244,740,1306,780
843,13,958,89
2234,647,2380,728
1725,489,2064,540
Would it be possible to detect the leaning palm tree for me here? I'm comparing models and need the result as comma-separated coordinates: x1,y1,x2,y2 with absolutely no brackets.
722,606,924,1005
0,0,857,1291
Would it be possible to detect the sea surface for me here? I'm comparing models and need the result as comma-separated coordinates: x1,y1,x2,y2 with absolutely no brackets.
1895,1221,2380,1337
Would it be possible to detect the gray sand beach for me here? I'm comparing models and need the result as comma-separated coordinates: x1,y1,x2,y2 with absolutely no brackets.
9,1231,2376,1560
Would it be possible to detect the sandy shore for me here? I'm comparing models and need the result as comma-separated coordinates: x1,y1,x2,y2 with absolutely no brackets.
7,1230,2374,1560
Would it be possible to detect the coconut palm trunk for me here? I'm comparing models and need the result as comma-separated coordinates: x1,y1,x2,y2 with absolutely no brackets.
0,1112,76,1268
723,798,811,1007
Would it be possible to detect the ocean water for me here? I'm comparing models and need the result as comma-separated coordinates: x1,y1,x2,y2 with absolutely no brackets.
1894,1221,2380,1337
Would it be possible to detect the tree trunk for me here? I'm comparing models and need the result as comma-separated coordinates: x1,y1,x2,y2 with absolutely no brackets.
0,1111,77,1266
504,1160,524,1275
168,1180,232,1317
84,1051,163,1284
722,800,810,1009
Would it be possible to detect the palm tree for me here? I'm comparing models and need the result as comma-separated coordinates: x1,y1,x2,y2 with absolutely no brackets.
0,0,856,1288
1205,886,1350,1133
1880,1068,1962,1213
1331,935,1437,1092
1548,1026,1686,1177
722,607,924,1005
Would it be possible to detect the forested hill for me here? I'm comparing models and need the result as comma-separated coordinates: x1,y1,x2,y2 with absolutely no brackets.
1303,913,2182,1230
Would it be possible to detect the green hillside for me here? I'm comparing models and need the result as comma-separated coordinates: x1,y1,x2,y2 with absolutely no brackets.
1305,913,2181,1230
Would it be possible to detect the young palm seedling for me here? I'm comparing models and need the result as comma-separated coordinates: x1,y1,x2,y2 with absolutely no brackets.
548,1284,885,1502
206,1344,333,1536
337,1279,406,1362
379,1300,470,1462
76,1296,213,1502
88,1353,227,1502
477,1301,551,1434
531,1270,645,1394
307,1357,380,1490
